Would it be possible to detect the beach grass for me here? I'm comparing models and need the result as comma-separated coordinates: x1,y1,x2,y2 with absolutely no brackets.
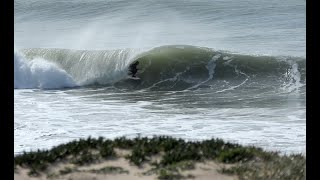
14,136,305,179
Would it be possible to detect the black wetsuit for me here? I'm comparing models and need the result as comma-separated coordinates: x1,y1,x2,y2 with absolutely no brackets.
129,62,139,77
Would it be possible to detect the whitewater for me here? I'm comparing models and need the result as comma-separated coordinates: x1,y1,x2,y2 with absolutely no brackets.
14,0,305,155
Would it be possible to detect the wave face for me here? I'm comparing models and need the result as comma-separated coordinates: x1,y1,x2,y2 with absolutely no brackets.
17,45,305,91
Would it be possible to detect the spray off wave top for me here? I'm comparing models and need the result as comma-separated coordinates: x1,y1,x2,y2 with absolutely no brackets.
16,45,305,91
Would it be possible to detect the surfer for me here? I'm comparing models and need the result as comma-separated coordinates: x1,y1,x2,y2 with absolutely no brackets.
129,61,139,77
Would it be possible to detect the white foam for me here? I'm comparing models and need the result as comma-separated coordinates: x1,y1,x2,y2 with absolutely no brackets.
281,61,304,93
14,51,77,89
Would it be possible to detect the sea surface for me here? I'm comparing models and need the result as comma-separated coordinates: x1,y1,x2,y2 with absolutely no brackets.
14,0,306,155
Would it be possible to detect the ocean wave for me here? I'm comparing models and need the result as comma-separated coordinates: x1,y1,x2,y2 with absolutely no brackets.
16,45,305,91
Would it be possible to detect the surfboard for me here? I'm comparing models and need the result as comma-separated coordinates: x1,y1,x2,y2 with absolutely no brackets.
128,76,140,80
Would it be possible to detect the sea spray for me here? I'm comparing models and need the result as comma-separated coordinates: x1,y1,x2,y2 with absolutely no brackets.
281,61,304,93
14,51,77,89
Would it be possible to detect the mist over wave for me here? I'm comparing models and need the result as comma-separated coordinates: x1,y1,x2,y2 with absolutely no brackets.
14,0,305,57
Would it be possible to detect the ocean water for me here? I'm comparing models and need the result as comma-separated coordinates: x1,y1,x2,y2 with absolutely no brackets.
14,0,306,155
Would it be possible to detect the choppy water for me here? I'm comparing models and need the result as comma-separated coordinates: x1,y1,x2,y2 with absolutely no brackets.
14,0,306,155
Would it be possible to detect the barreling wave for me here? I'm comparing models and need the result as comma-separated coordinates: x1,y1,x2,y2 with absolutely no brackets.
16,45,305,91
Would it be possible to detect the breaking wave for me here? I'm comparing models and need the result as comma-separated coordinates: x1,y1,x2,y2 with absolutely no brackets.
14,51,77,89
15,45,305,91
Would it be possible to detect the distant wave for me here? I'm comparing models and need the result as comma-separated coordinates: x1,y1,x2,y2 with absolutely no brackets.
16,45,305,91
